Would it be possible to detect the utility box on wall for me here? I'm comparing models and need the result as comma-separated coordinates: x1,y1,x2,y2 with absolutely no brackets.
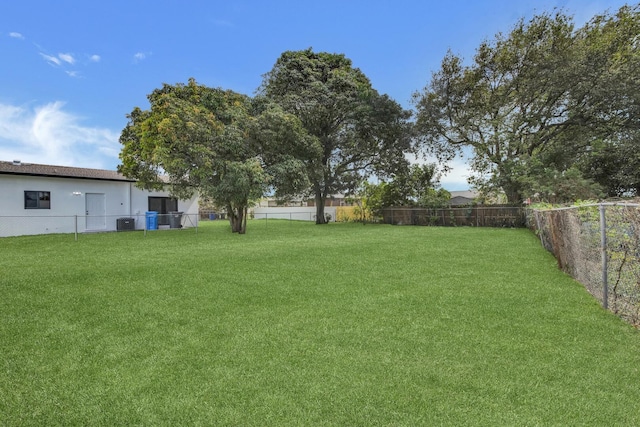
116,217,135,231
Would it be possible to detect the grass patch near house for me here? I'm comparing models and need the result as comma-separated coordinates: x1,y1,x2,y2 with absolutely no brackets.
1,221,640,425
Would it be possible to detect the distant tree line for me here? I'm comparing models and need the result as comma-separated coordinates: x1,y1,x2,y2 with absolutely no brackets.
118,4,639,233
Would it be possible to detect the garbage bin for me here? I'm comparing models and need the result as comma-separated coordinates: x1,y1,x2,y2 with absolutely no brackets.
169,211,183,229
209,213,216,220
145,211,158,230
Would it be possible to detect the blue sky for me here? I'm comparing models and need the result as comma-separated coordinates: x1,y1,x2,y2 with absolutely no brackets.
0,0,631,190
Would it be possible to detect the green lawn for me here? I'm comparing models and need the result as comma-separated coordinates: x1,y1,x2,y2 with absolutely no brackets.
1,221,639,425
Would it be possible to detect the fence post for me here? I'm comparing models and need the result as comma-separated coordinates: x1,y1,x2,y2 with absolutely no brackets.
74,215,78,241
599,203,608,309
534,210,544,246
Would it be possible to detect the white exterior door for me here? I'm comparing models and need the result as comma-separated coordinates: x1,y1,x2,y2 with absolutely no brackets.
85,193,106,230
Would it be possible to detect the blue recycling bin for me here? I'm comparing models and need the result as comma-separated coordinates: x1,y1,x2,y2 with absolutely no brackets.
145,211,158,230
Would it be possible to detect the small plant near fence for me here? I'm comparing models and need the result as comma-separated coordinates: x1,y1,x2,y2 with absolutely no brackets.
529,202,640,326
335,206,376,223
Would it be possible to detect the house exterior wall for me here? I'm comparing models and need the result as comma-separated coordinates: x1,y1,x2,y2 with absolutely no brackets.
129,186,199,229
0,174,199,237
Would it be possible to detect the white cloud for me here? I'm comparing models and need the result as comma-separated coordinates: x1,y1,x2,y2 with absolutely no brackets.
58,53,75,65
0,101,120,169
39,52,61,66
9,32,24,39
408,152,472,191
133,51,151,63
439,157,472,191
38,50,93,78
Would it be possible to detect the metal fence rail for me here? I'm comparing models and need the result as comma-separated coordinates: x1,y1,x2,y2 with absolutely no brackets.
528,203,640,326
0,213,199,240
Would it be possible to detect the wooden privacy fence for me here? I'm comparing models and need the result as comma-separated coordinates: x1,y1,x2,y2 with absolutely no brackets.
381,206,526,227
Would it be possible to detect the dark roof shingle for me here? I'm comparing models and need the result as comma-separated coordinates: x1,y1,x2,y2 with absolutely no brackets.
0,160,134,182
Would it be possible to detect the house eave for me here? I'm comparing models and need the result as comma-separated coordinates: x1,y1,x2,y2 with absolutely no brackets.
0,170,136,183
0,161,136,182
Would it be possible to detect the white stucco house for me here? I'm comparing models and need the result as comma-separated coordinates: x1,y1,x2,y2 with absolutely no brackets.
0,160,199,237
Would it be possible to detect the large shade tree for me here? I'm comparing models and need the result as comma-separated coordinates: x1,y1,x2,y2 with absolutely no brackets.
574,5,639,137
575,5,640,197
259,48,413,223
413,5,639,203
118,78,310,234
414,12,580,204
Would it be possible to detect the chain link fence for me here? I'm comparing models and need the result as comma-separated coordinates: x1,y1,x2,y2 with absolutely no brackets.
529,203,640,326
0,213,199,240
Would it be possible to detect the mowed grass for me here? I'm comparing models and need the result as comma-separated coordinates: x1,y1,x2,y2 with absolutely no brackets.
1,221,640,426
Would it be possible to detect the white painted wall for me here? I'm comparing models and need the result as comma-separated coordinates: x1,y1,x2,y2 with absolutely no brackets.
129,186,199,230
0,175,199,237
251,206,337,222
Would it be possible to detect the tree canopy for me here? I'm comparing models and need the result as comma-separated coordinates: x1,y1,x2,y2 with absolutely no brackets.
118,79,310,233
575,5,640,197
376,163,450,209
349,163,450,222
259,48,413,223
413,5,640,203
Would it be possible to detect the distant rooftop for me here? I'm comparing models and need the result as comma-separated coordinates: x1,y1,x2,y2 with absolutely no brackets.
449,190,478,199
0,160,134,182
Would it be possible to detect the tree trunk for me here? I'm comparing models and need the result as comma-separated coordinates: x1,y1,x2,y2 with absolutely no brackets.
228,204,247,233
227,204,235,231
240,206,247,234
503,182,523,205
315,191,327,224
